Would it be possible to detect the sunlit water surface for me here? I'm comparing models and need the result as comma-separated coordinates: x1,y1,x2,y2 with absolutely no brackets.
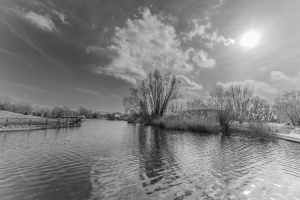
0,120,300,200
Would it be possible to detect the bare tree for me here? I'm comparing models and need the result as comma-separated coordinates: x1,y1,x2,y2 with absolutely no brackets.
186,98,207,110
248,96,272,121
123,70,181,121
227,85,253,123
207,85,234,134
51,106,70,118
77,107,93,119
274,90,300,125
207,84,254,134
0,96,12,111
17,102,33,114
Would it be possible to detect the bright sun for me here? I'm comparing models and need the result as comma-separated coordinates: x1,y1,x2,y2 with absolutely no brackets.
241,31,260,47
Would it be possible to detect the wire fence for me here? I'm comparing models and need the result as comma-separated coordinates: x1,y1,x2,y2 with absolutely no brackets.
0,118,81,128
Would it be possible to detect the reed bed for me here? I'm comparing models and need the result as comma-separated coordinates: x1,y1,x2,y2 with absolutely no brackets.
149,116,220,134
231,121,278,139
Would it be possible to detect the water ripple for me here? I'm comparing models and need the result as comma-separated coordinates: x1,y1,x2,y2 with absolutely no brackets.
0,121,300,199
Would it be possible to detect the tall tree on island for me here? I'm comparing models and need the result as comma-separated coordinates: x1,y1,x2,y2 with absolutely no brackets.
207,84,254,134
123,70,181,122
273,90,300,125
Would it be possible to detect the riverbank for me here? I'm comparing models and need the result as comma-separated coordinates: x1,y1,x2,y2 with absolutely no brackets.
274,124,300,143
0,124,81,132
0,111,81,132
141,117,300,143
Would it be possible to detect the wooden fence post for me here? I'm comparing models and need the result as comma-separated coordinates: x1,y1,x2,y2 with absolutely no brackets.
57,119,59,126
29,119,31,126
5,119,8,126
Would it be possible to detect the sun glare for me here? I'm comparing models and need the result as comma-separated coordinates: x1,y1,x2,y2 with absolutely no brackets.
241,31,260,47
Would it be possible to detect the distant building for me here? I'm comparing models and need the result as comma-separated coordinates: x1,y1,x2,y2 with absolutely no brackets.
107,112,122,120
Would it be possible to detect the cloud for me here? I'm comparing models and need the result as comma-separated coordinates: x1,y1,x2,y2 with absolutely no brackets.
12,8,58,32
52,9,68,24
176,75,202,96
0,47,36,68
270,71,297,82
68,86,105,98
184,91,201,97
212,0,225,8
0,80,54,95
183,19,235,47
217,79,278,99
110,93,123,100
87,8,194,84
2,15,67,70
176,75,203,90
192,50,216,68
203,31,235,47
182,20,210,40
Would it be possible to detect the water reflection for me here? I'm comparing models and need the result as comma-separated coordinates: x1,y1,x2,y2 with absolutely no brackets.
137,126,181,194
0,121,300,200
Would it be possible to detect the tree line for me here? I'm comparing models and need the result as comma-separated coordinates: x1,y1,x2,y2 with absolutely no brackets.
123,70,300,133
0,96,104,119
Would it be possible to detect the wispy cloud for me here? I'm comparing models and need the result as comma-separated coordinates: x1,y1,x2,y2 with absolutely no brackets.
184,91,201,97
182,19,235,47
52,9,68,25
68,85,105,98
203,30,235,47
192,50,216,68
176,75,202,97
11,8,58,32
270,71,297,82
0,47,36,68
0,80,55,95
1,17,66,70
110,93,123,100
217,79,278,99
212,0,225,8
181,20,210,40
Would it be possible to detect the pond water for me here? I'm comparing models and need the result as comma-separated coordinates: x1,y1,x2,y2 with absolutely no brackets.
0,120,300,200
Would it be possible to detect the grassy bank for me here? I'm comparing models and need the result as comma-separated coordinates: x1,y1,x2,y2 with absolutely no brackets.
148,116,220,134
144,115,278,139
0,110,43,119
0,111,81,130
231,121,278,139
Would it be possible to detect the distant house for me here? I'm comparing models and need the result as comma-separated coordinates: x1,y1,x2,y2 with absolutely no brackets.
107,112,122,120
114,112,121,119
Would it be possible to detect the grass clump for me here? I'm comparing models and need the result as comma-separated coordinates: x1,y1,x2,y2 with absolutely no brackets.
231,121,277,139
150,116,220,134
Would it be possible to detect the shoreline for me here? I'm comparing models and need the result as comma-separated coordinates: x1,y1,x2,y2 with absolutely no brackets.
0,124,81,132
129,120,300,143
275,134,300,143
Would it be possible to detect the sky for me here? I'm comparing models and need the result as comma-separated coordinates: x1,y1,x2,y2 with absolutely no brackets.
1,0,300,112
